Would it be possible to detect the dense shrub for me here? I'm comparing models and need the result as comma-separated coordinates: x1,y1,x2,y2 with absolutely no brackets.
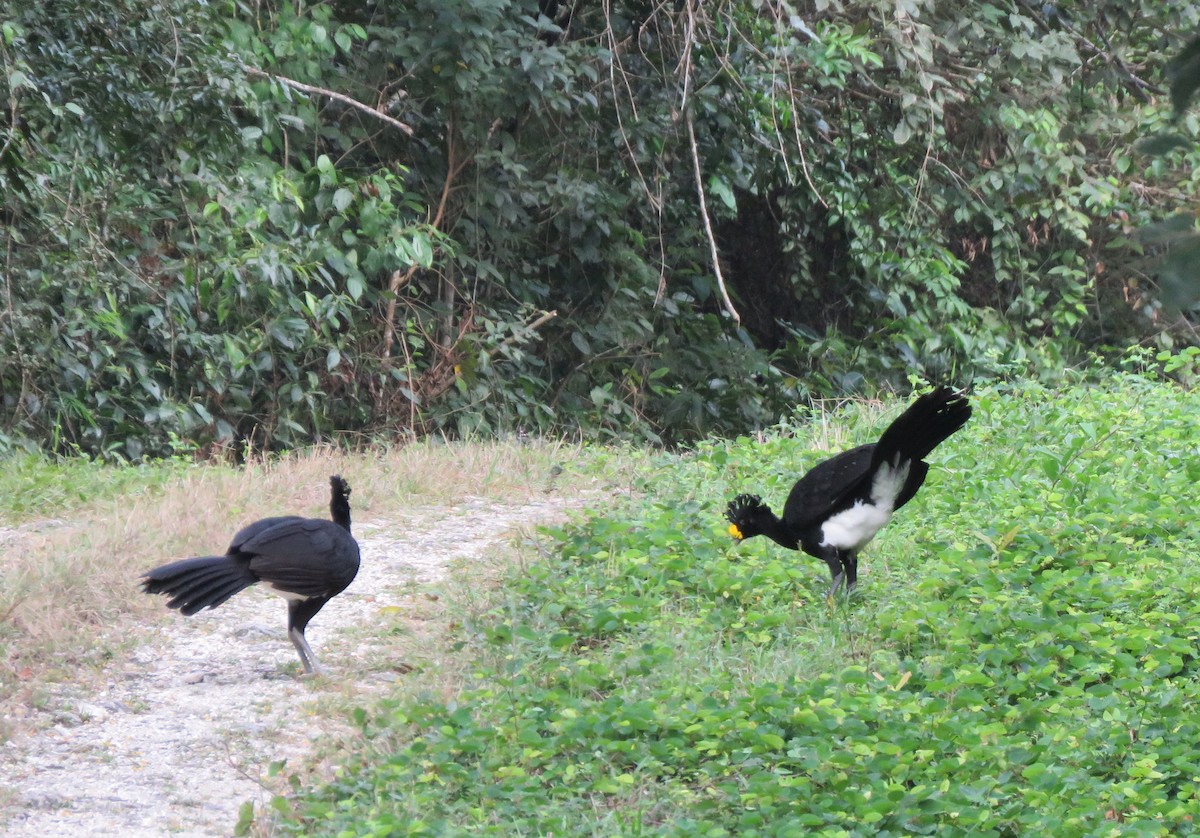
2,2,1198,455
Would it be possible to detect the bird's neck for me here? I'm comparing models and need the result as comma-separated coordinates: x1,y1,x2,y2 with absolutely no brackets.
331,500,352,531
758,512,799,551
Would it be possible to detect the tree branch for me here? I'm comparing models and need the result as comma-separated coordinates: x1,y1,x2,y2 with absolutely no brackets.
241,64,415,136
488,310,558,360
380,269,412,361
679,2,740,325
686,111,741,326
1013,1,1158,103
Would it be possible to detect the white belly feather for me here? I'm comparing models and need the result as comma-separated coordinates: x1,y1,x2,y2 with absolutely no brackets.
819,459,909,550
269,584,311,601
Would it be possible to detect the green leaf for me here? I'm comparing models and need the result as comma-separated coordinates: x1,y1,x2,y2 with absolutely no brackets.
234,801,255,837
1185,460,1200,482
708,175,737,212
1040,455,1060,481
411,233,433,266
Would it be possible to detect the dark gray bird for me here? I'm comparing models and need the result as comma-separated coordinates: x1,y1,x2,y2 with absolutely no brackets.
726,387,971,595
141,475,360,674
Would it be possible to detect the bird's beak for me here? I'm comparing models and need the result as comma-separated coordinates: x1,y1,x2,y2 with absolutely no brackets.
728,523,744,542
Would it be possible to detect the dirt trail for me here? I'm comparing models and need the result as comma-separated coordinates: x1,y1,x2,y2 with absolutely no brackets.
0,495,582,837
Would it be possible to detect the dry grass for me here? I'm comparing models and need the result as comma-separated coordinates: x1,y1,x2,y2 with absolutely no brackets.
749,394,916,464
0,438,622,720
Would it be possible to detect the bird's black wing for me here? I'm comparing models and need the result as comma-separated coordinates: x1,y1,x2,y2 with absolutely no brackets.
781,444,876,531
229,516,304,553
240,519,361,597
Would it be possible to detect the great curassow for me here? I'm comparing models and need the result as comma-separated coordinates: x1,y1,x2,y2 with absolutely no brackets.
141,475,361,674
725,387,971,596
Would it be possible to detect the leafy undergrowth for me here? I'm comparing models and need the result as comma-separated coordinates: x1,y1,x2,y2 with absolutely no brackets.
281,375,1200,837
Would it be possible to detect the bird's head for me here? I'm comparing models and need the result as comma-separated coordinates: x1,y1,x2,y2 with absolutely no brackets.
725,493,769,542
329,475,353,531
330,474,351,499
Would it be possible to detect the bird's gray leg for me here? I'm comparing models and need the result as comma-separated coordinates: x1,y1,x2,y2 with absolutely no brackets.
844,551,859,590
820,549,846,597
289,627,325,676
818,548,858,601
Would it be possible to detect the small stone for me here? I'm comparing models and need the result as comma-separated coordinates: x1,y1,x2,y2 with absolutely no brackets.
232,623,275,638
182,671,206,685
24,790,70,810
75,702,110,721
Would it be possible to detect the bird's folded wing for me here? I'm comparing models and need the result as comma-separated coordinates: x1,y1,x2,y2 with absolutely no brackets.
241,520,359,595
782,444,874,530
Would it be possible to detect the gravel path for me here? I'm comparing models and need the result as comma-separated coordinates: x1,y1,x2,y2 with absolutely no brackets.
0,495,582,837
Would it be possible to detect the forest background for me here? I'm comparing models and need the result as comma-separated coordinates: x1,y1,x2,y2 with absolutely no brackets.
3,0,1200,457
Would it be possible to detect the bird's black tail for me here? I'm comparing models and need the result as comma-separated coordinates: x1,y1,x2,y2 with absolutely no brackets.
873,386,971,466
141,556,257,616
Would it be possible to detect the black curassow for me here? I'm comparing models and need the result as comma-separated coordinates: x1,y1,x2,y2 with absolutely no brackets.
725,387,971,595
141,475,360,674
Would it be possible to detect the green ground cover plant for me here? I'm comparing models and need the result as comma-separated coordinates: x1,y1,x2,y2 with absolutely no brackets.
280,375,1200,836
0,450,203,521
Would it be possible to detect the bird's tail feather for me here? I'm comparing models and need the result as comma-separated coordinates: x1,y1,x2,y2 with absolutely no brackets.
141,555,256,616
874,386,971,465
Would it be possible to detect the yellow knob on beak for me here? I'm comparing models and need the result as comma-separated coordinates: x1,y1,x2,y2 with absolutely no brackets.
728,523,744,541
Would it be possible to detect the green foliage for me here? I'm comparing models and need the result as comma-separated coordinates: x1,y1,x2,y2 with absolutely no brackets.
0,1,439,456
1,1,250,457
4,1,1200,454
0,450,202,521
278,378,1200,835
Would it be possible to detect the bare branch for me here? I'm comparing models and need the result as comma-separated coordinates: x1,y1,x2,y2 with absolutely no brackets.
686,110,741,326
488,309,558,360
681,2,740,325
380,269,413,361
241,64,415,136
